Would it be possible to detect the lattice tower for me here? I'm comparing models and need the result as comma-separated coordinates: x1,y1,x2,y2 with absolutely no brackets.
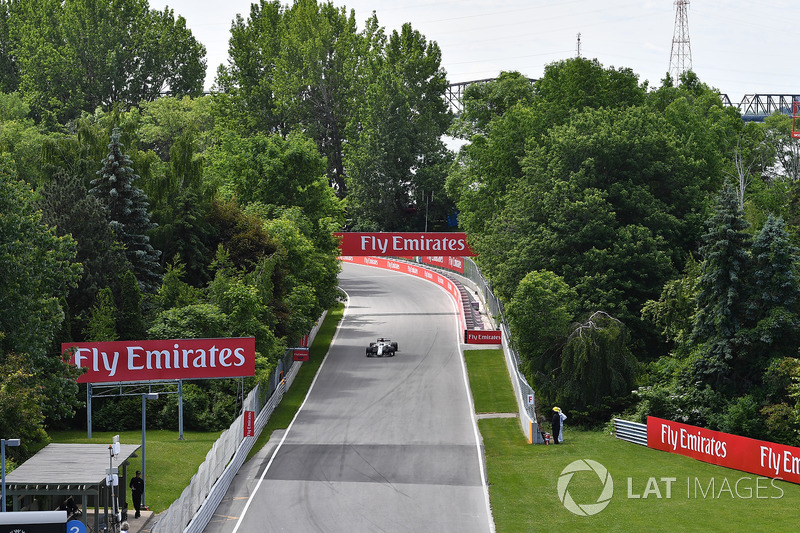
668,0,692,83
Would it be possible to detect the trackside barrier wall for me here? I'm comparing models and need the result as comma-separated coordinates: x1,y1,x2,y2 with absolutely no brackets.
461,258,542,444
151,313,326,533
613,418,647,446
341,255,542,444
340,256,468,331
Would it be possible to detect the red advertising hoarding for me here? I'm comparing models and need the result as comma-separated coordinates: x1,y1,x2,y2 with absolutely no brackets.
63,337,256,383
464,330,502,345
244,410,255,437
421,255,466,274
292,347,310,361
336,232,476,256
647,416,800,483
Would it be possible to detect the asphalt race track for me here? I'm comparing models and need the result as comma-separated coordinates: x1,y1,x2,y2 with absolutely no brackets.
213,261,493,533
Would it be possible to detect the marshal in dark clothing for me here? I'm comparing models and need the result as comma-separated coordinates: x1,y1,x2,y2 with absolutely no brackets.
551,407,561,444
129,471,145,518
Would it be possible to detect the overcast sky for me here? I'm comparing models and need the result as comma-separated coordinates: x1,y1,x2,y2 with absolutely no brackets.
152,0,799,104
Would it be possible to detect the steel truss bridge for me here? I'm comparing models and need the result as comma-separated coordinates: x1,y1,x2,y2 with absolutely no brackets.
446,79,799,122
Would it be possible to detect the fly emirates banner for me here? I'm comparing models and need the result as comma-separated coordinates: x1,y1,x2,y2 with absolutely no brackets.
336,232,476,256
63,337,256,383
648,416,800,483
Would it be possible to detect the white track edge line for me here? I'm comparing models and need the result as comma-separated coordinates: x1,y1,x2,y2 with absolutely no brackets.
231,291,350,532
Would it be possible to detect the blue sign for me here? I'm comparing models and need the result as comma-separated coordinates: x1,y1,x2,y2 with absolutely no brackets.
67,520,87,533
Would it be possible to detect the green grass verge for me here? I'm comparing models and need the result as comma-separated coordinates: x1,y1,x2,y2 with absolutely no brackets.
463,348,518,414
49,429,221,513
465,349,800,532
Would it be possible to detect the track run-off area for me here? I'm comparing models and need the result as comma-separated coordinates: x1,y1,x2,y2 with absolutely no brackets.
215,261,493,532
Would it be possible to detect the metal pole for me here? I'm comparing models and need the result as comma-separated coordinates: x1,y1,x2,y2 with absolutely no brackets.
108,445,117,526
141,393,158,508
87,383,93,439
178,380,184,441
141,394,146,509
1,439,20,512
1,440,6,513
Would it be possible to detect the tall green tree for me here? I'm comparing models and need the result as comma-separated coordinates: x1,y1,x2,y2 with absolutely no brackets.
38,170,128,339
116,270,146,341
205,130,342,229
558,311,638,409
736,215,800,383
446,77,539,243
0,155,81,358
91,128,162,292
6,0,206,122
450,71,536,139
533,57,646,127
346,22,452,230
761,112,799,182
505,270,576,396
0,2,18,92
691,184,752,391
215,0,284,132
0,156,84,432
84,287,118,342
0,352,49,459
273,0,360,195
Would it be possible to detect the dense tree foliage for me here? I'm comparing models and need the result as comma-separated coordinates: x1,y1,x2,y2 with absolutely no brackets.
5,0,800,451
38,170,128,338
345,22,453,230
217,1,451,227
447,61,787,421
691,184,753,391
0,157,83,445
2,0,206,122
91,128,162,292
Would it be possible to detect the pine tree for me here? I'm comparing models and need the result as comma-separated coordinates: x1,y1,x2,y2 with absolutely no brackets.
737,215,800,382
38,170,128,338
91,128,162,292
691,184,752,390
749,215,800,317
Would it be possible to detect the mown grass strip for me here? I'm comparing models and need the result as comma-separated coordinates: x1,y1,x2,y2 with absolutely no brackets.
463,348,518,414
482,420,800,532
464,350,800,532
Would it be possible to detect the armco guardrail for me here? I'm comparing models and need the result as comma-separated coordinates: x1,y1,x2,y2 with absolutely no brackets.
151,313,326,533
613,418,647,446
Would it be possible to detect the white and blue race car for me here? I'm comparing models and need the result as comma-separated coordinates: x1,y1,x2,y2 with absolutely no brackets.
366,338,399,357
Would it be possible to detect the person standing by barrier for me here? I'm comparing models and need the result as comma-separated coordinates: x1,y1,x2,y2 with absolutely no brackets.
551,407,562,444
130,471,144,518
557,408,567,443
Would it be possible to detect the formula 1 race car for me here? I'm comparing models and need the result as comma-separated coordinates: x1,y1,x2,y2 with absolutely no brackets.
366,338,399,357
